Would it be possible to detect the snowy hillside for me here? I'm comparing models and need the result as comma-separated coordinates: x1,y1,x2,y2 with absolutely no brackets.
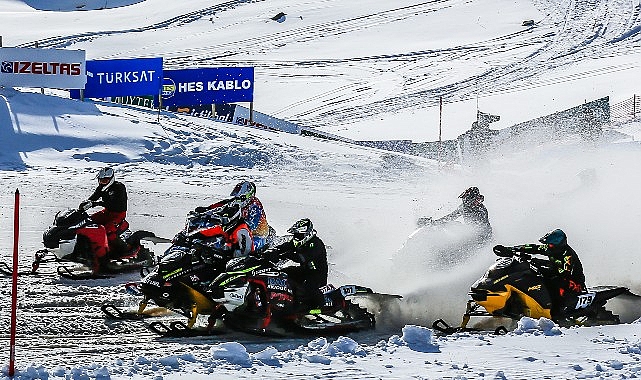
1,0,641,379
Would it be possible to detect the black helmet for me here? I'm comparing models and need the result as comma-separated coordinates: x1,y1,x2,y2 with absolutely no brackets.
459,186,483,207
287,218,316,248
96,166,115,190
539,229,567,249
230,181,256,208
218,202,242,229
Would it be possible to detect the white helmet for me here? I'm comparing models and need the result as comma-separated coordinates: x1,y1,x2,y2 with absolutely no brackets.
96,167,115,190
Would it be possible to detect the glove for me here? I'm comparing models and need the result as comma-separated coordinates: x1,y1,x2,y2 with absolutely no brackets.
194,206,209,213
261,249,280,263
493,245,511,256
79,200,93,210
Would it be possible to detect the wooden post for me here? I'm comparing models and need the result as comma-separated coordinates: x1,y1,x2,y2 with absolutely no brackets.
9,189,20,377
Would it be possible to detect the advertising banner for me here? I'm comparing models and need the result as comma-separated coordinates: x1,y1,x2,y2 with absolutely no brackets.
0,47,86,89
160,67,254,107
70,57,162,99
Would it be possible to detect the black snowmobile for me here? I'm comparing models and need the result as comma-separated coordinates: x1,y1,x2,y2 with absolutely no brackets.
24,206,163,279
101,208,247,328
433,250,639,334
142,254,379,337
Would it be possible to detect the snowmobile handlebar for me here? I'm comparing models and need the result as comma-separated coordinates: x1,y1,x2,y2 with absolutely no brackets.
78,200,104,211
493,245,532,261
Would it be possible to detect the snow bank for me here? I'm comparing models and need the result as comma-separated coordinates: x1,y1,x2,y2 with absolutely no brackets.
512,317,562,336
387,325,440,353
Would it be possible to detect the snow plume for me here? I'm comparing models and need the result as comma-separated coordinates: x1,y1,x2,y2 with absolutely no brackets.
350,130,641,328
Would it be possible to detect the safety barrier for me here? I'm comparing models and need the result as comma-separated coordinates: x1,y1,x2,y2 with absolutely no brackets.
610,95,640,125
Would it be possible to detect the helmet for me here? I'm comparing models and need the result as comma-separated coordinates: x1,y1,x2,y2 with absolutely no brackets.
287,218,316,248
459,186,484,207
230,181,256,208
539,229,567,249
218,202,241,229
96,166,115,190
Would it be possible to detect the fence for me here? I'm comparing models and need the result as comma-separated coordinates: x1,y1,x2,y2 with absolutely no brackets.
610,95,640,124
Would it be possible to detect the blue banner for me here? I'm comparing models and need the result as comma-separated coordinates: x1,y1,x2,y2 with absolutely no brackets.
160,67,254,106
70,57,162,99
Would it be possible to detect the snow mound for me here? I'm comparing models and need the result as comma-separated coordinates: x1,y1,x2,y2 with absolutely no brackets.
209,342,252,367
387,325,440,353
512,317,562,336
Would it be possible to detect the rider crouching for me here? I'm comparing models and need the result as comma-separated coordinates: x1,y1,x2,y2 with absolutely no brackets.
493,228,586,320
263,218,328,314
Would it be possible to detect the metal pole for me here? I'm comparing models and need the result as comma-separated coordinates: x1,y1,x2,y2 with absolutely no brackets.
34,41,44,94
9,189,20,377
249,102,254,123
157,93,162,123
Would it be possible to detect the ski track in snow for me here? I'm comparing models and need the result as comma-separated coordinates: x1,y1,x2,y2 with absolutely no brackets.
15,0,641,130
29,0,641,130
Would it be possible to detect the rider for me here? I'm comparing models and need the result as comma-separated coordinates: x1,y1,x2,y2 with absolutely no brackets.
195,181,271,251
263,218,328,313
493,228,586,319
79,166,128,272
418,186,492,243
197,202,254,261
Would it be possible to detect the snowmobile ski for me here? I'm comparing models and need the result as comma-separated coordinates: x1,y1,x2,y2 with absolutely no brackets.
147,320,225,338
0,261,39,276
101,303,174,320
431,318,508,335
102,303,146,320
57,265,112,280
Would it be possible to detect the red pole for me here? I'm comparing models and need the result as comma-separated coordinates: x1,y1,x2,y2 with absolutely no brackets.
438,96,443,165
9,188,19,377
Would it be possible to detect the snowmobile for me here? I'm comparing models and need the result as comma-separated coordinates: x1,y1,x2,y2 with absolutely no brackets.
394,217,491,274
104,252,388,337
433,250,639,335
102,208,395,337
140,254,379,337
26,206,163,279
101,207,251,329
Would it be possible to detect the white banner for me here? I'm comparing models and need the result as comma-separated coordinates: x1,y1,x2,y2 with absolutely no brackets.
0,47,86,89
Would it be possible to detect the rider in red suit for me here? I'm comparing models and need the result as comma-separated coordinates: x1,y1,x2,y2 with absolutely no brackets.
79,167,128,272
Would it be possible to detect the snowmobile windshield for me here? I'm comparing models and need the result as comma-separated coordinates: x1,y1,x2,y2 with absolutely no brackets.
55,208,88,227
185,210,223,236
160,247,189,265
472,257,515,289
